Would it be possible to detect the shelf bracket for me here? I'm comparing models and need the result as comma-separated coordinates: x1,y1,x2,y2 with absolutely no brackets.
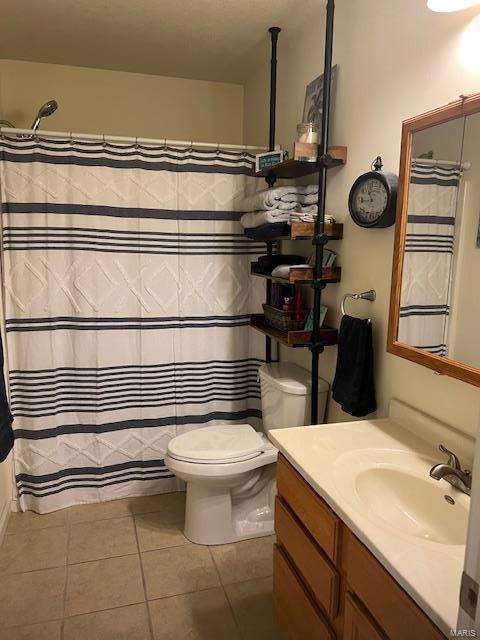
309,343,325,355
312,233,329,247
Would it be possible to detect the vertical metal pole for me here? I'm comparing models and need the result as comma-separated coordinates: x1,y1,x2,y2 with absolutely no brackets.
311,0,335,423
268,27,281,154
265,26,281,363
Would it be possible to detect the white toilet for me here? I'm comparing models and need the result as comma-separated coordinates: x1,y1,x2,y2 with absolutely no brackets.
165,362,329,545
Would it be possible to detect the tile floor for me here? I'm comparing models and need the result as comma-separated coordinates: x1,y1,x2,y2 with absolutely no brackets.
0,492,279,640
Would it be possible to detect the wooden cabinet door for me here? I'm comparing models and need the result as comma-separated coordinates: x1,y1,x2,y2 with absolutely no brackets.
343,592,387,640
273,544,335,640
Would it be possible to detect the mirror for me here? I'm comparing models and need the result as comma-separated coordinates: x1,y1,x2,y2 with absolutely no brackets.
388,94,480,387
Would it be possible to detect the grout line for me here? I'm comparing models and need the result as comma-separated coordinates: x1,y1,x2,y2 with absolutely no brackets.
66,549,139,568
207,546,247,637
60,519,72,640
133,512,155,640
209,546,244,639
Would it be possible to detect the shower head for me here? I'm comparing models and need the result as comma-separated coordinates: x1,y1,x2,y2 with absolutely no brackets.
38,100,58,118
30,99,58,133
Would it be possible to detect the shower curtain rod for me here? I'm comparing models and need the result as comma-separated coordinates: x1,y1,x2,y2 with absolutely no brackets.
0,126,270,152
412,157,471,171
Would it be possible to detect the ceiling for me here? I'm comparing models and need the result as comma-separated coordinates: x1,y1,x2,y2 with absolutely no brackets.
0,0,318,84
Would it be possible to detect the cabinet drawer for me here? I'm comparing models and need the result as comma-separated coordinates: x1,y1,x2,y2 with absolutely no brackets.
273,544,335,640
346,532,445,640
275,496,339,618
277,454,341,563
343,592,387,640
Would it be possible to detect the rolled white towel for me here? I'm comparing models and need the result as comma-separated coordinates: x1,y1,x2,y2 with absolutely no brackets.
240,210,290,229
279,193,319,205
235,185,318,212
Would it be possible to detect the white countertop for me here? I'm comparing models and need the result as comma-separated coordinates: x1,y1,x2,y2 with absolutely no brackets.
268,401,472,636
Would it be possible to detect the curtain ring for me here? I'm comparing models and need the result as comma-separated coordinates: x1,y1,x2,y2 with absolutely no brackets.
216,142,220,156
134,136,138,150
163,138,167,150
102,133,106,148
189,140,193,153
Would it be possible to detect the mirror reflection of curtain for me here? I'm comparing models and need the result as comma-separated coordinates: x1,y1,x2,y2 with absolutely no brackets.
398,160,462,357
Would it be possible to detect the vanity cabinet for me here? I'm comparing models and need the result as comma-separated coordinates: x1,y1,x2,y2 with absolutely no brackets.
273,454,446,640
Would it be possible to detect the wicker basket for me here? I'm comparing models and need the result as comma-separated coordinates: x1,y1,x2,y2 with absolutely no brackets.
262,304,309,331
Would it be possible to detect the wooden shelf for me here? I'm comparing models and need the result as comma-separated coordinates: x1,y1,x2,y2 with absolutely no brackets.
290,222,343,240
244,222,343,242
250,314,338,348
251,264,341,285
255,146,347,179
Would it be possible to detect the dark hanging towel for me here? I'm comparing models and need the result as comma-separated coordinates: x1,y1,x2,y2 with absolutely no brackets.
332,315,376,418
0,334,13,462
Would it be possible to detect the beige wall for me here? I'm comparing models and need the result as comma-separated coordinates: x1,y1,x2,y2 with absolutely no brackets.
0,59,244,143
243,0,480,439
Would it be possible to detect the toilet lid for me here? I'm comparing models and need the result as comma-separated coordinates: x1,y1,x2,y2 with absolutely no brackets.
167,424,265,464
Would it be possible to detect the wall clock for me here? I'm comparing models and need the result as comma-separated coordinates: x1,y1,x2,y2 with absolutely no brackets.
348,156,398,228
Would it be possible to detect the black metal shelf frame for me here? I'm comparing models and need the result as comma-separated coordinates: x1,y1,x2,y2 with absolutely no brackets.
256,4,338,424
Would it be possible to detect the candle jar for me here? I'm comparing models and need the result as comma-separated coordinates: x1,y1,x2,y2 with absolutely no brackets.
296,122,319,144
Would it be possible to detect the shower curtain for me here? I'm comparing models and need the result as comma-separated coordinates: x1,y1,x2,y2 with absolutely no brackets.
398,161,461,356
0,136,264,513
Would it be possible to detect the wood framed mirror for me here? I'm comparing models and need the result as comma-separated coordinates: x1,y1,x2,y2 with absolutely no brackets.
388,93,480,387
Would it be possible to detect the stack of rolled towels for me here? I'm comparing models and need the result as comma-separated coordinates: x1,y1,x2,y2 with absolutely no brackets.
236,185,334,229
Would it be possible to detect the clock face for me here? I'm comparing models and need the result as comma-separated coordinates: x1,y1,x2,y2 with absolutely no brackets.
351,177,388,225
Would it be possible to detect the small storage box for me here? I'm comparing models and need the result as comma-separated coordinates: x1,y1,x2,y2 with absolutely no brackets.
262,304,309,331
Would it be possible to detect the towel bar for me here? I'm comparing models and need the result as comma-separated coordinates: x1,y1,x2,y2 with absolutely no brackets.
341,290,376,317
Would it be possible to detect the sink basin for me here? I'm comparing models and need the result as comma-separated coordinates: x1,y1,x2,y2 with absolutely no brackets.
355,467,469,545
333,449,470,546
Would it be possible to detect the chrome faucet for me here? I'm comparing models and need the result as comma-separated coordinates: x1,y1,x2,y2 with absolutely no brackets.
430,444,471,496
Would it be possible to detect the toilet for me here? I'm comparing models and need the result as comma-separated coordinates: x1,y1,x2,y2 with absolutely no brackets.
165,363,329,545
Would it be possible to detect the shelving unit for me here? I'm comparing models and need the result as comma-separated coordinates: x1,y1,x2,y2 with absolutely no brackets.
254,146,347,180
251,264,341,285
247,8,343,423
250,314,338,348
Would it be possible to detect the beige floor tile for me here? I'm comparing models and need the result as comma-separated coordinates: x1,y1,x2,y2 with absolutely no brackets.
225,577,279,640
68,516,137,563
128,491,186,515
135,509,189,552
0,567,66,628
64,603,151,640
6,509,67,534
66,498,132,524
142,544,220,600
0,620,62,640
210,536,274,585
65,554,145,616
0,526,67,574
149,587,241,640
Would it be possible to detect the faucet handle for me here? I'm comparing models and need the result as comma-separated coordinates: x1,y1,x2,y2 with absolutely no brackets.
439,444,462,470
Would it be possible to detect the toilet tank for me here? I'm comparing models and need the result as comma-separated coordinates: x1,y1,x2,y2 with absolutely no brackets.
258,362,329,431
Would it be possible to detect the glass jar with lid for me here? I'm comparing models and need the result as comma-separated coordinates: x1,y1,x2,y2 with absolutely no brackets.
296,122,319,144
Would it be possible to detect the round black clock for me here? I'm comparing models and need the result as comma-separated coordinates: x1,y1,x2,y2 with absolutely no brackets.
348,156,398,228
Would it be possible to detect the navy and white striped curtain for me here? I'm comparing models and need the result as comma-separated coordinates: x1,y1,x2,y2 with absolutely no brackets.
0,136,264,513
399,161,461,356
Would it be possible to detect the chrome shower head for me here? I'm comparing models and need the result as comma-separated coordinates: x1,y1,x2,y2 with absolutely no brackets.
38,100,58,118
30,99,58,133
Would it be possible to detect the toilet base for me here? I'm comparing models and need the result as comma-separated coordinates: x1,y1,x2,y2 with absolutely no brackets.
183,464,277,545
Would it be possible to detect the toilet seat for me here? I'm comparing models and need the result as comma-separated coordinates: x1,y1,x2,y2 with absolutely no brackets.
167,424,266,464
